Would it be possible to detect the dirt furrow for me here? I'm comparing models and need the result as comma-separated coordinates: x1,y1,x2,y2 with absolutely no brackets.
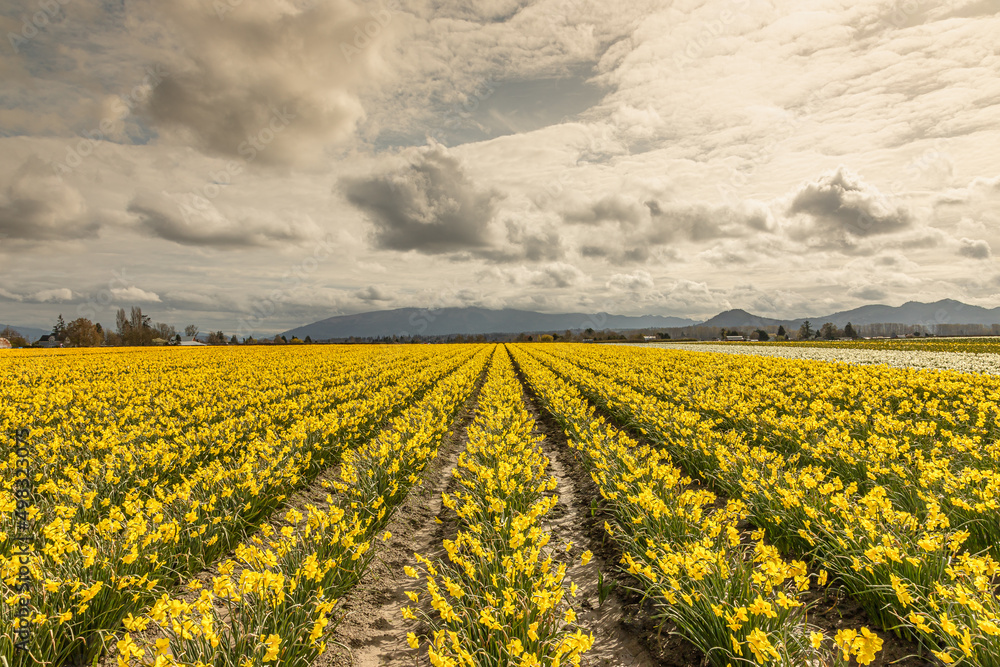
518,381,697,667
524,350,934,667
319,379,483,667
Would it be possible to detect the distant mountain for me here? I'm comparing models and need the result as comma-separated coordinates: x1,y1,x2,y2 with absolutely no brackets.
788,299,1000,329
281,300,999,340
700,309,786,328
282,307,698,340
703,300,1000,331
0,324,49,341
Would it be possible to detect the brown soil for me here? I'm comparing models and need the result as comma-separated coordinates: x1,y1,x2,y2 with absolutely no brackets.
516,369,703,667
800,584,935,667
318,373,483,667
531,356,935,667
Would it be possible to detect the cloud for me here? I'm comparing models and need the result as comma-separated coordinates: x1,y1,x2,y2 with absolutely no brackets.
0,156,93,242
645,199,774,244
958,237,992,259
933,174,1000,206
342,142,502,254
607,270,654,292
110,286,161,302
140,0,389,166
127,192,320,248
785,166,912,243
847,284,889,301
472,219,565,263
354,285,394,302
563,194,645,226
32,288,73,302
530,262,585,288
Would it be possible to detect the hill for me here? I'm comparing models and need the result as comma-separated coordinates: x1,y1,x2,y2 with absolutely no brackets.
282,307,698,340
0,324,49,341
699,309,786,328
280,299,1000,340
788,299,1000,329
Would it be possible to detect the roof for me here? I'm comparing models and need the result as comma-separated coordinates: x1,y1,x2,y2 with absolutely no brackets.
179,340,207,346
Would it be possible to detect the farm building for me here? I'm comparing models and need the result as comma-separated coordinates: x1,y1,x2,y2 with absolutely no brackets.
35,334,62,348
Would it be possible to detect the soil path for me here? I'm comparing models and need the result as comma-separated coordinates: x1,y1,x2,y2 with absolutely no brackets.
318,374,484,667
525,349,934,667
515,368,699,667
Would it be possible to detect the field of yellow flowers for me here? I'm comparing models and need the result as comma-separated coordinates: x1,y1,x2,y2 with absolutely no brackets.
3,342,998,666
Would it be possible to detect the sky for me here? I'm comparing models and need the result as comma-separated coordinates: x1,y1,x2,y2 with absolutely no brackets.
1,0,998,336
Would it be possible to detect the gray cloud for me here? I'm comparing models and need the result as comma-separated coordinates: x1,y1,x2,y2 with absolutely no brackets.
607,270,653,292
0,156,93,242
958,237,992,259
342,142,502,254
847,284,889,301
530,262,584,288
645,199,774,244
140,0,386,166
354,285,394,302
563,194,645,226
471,219,565,263
128,193,319,248
786,166,912,240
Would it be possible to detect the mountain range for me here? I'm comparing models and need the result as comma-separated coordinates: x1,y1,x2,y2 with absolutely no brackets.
283,307,698,340
704,299,1000,329
0,323,48,341
282,299,1000,339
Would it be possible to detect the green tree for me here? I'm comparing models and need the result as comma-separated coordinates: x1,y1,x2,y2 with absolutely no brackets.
844,322,858,338
539,334,554,342
777,325,786,338
52,314,67,341
797,321,813,340
755,329,770,342
820,322,838,340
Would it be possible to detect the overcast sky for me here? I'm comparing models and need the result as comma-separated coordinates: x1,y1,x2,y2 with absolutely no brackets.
1,0,998,335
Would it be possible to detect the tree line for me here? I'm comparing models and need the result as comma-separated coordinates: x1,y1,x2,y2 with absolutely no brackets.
1,307,256,348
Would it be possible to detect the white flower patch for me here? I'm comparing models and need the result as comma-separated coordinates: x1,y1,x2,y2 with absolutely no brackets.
625,343,1000,376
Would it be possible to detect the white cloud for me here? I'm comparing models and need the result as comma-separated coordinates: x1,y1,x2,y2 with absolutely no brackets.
607,270,653,292
110,286,161,302
32,288,74,302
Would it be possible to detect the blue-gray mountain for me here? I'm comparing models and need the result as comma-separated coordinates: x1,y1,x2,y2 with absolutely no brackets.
0,324,48,341
282,307,698,340
283,299,1000,339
